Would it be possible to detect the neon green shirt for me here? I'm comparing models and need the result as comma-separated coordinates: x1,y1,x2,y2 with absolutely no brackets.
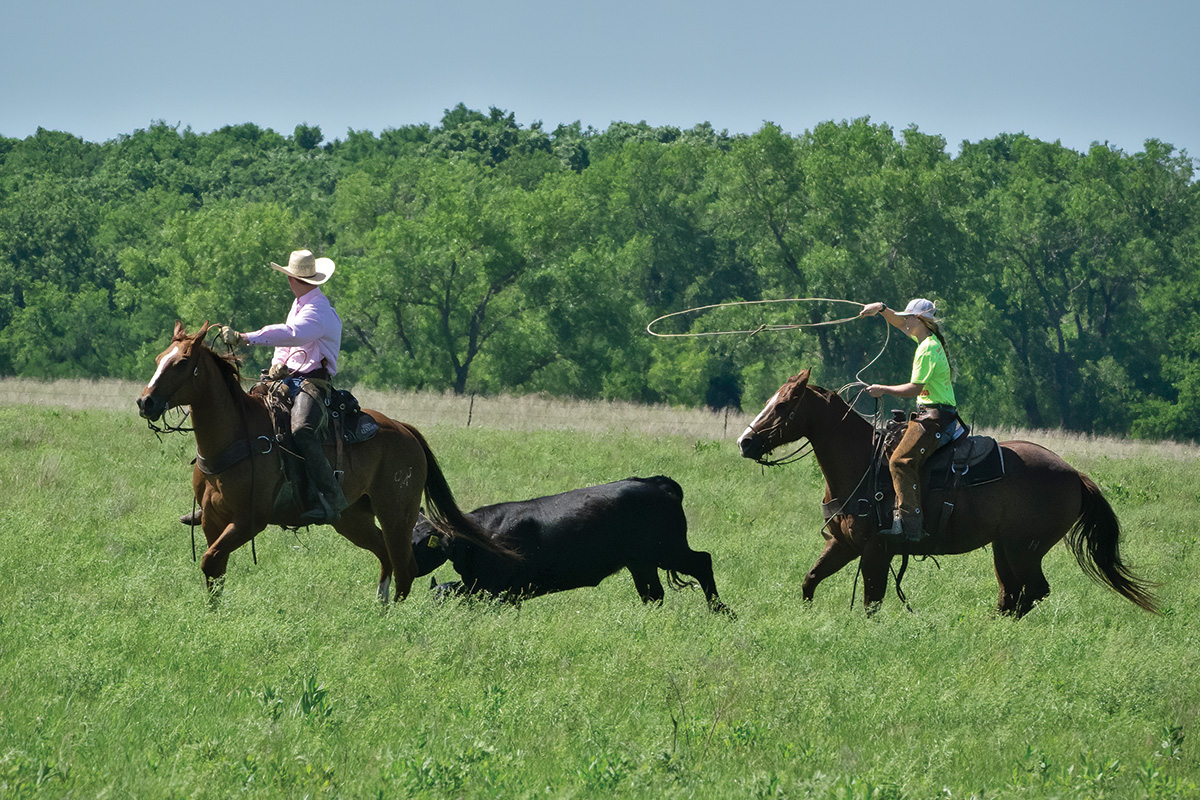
910,335,956,407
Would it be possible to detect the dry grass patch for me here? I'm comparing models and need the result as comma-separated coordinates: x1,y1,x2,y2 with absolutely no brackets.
4,377,1196,458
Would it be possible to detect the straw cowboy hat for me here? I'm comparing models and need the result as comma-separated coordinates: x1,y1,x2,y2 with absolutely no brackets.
270,249,335,285
894,297,941,324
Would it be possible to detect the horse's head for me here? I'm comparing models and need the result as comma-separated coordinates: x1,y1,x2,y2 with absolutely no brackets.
736,369,814,462
137,321,213,421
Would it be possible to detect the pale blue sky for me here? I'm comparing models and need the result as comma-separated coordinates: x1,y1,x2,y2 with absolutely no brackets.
4,0,1197,158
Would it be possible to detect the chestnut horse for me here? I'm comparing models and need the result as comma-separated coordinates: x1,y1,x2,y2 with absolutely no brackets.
137,321,501,601
736,370,1159,617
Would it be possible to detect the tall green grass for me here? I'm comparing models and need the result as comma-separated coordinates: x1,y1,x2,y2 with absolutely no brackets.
0,405,1196,798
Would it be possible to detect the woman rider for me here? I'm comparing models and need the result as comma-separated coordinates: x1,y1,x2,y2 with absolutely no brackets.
857,298,957,541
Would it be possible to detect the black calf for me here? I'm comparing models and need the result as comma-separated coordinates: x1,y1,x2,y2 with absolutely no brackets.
411,476,732,615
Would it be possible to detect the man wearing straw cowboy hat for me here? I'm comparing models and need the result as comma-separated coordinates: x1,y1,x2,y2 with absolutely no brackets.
220,249,348,524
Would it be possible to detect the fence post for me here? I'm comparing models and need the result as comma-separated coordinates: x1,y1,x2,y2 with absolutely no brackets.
467,393,475,427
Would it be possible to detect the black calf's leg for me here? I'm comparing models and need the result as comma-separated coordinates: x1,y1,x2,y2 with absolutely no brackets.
665,548,734,616
628,565,665,605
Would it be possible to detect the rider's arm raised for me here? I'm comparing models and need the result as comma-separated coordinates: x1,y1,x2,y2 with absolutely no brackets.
857,301,907,331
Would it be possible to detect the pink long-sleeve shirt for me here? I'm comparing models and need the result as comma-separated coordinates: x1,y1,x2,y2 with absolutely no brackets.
243,287,342,376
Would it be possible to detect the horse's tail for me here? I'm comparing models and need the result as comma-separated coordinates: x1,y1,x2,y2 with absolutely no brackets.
1066,474,1159,613
400,423,516,559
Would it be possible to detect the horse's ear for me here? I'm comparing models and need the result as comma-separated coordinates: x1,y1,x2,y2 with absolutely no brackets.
172,320,186,340
793,369,811,390
777,369,811,403
193,322,212,344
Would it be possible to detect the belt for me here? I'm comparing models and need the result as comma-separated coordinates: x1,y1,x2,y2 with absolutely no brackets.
295,367,332,381
919,403,956,412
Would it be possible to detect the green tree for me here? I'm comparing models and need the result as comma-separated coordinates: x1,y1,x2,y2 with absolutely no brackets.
337,159,551,393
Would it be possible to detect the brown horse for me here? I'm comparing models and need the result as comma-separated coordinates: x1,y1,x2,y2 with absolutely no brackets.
736,370,1159,617
137,321,501,601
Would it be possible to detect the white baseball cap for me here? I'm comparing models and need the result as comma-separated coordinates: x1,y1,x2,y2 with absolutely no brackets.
895,298,940,323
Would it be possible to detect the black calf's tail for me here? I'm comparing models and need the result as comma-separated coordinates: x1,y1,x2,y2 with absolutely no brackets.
665,571,697,591
1067,475,1159,613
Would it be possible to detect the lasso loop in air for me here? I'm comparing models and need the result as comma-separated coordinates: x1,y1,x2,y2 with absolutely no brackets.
646,296,893,395
645,297,866,338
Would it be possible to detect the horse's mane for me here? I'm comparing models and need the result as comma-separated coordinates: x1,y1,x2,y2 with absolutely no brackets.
808,383,843,407
198,341,264,411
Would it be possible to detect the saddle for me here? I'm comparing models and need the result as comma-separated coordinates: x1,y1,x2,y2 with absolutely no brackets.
925,433,1005,488
254,382,380,449
821,415,1007,543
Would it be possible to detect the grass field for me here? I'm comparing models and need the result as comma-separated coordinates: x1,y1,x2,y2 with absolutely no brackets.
1,382,1197,798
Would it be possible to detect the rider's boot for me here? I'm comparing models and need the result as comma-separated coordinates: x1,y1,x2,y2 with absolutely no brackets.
293,428,348,524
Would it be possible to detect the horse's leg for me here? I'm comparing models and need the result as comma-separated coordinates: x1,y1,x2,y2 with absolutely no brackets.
802,537,860,602
997,539,1052,618
199,520,262,599
380,514,419,603
362,490,419,603
628,564,666,605
332,499,393,602
859,537,892,613
992,546,1021,615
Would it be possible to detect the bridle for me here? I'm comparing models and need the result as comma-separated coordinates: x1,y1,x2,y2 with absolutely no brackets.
746,394,815,467
749,379,889,467
754,443,813,467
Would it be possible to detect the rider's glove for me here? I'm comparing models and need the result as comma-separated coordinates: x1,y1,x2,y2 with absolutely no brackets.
220,326,244,347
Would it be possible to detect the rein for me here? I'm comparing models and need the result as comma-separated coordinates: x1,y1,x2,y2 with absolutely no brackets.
753,440,813,467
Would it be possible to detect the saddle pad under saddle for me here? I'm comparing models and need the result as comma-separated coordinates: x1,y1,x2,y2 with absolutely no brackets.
329,389,380,444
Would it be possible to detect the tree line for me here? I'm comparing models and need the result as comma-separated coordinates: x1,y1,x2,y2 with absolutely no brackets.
1,104,1196,439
